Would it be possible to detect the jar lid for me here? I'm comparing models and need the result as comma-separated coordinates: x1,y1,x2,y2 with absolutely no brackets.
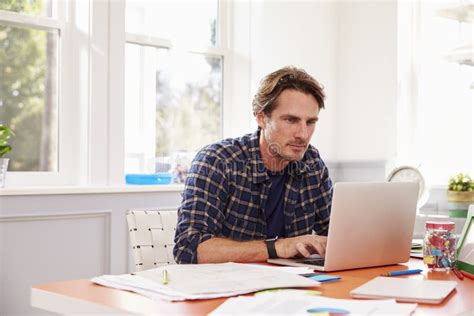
425,221,455,230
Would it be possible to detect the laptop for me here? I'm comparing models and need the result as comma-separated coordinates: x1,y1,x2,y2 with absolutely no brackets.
267,182,419,271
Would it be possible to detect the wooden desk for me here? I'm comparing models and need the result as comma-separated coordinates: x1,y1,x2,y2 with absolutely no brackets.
31,259,473,315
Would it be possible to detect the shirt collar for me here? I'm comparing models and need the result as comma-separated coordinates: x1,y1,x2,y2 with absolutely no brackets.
247,129,312,184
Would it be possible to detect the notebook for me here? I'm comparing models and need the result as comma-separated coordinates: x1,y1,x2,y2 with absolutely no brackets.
350,277,457,304
410,239,423,258
268,182,419,271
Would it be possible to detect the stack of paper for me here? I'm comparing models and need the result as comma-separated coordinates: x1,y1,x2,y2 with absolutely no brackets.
210,291,417,315
411,238,423,258
92,263,320,301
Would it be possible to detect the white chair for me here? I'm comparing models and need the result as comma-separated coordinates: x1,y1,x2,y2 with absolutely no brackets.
126,209,178,272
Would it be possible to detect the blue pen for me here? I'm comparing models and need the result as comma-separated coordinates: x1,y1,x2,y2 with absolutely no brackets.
382,269,423,277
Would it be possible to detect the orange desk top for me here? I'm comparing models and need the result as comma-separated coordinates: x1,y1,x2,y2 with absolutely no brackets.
31,259,474,315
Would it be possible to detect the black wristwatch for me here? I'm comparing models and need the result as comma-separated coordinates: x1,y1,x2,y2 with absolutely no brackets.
264,236,279,259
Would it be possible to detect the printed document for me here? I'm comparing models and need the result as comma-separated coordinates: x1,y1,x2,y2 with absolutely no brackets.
92,263,319,301
210,291,417,316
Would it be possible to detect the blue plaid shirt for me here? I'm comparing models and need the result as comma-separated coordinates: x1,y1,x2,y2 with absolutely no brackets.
173,130,333,264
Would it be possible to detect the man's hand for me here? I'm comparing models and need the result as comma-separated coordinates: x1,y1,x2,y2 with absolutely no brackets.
275,235,327,258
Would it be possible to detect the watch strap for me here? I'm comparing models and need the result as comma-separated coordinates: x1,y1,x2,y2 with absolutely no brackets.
265,237,278,259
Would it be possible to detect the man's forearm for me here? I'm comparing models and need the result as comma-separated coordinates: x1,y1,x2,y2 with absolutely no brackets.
196,234,327,263
197,237,268,263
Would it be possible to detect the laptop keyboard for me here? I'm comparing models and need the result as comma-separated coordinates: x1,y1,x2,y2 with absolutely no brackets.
297,258,325,266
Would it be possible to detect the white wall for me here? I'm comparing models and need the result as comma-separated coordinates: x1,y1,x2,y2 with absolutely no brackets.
249,1,339,160
335,1,398,161
248,1,399,164
0,189,182,315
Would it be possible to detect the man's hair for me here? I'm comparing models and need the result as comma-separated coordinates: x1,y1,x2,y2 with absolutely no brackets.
252,66,325,116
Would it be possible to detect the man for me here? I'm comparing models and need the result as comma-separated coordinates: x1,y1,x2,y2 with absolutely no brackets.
173,66,333,264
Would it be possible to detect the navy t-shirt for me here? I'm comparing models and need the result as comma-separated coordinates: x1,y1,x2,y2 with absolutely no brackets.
264,168,289,238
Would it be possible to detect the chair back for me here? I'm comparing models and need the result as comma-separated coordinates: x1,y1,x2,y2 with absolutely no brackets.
126,209,178,271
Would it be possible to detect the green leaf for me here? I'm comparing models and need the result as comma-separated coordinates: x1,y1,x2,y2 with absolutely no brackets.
449,172,474,192
0,145,12,157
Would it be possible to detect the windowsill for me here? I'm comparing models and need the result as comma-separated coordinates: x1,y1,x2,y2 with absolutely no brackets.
413,213,467,238
0,184,185,196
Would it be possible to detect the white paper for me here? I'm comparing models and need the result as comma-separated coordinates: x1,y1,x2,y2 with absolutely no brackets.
92,263,319,301
136,263,319,295
92,274,253,301
210,292,417,316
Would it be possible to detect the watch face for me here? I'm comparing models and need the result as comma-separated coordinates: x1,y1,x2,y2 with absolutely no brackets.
387,166,428,206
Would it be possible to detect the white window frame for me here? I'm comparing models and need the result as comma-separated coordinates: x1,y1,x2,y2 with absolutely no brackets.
0,3,83,187
123,0,232,174
1,0,252,188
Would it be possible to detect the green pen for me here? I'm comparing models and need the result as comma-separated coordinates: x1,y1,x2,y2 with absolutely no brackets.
162,269,168,285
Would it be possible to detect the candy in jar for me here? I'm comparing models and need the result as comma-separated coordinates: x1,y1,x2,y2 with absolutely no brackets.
423,221,456,271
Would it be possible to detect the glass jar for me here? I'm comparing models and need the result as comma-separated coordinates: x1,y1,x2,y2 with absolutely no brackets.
423,221,456,271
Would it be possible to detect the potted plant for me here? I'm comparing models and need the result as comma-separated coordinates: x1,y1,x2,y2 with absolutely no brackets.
447,172,474,217
0,124,14,188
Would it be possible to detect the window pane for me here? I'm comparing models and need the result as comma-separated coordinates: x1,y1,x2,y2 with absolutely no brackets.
126,0,218,47
155,49,222,155
124,44,223,180
124,43,156,174
0,0,55,18
0,24,59,171
416,2,473,184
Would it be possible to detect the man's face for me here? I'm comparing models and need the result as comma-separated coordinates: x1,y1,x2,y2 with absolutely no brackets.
257,89,320,165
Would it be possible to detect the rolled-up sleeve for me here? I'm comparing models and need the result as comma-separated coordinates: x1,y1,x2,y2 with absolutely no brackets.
173,150,228,264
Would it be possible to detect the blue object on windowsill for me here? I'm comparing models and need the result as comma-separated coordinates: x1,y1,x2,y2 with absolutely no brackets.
125,173,173,185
